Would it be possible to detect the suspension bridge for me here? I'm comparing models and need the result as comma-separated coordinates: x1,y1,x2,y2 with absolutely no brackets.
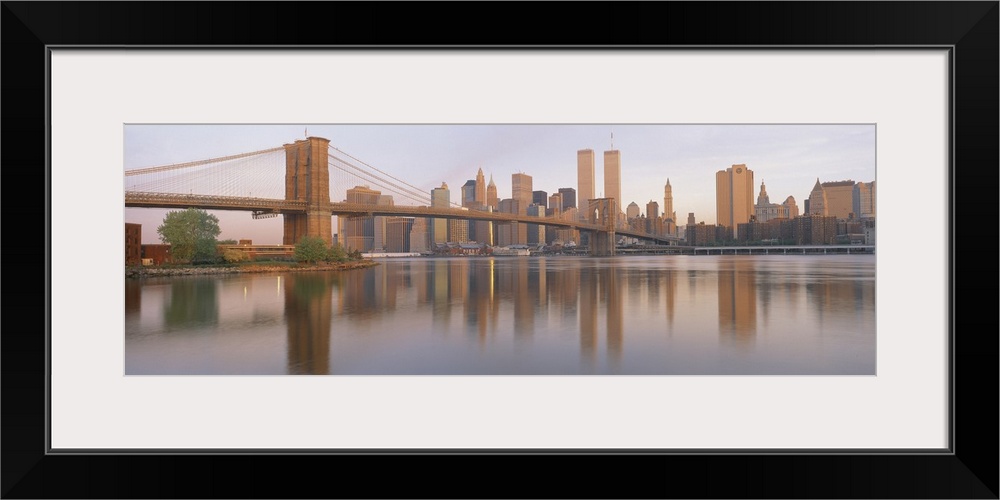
124,136,682,256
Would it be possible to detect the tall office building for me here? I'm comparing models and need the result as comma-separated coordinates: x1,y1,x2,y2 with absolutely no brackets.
626,202,640,220
486,175,498,210
558,187,576,209
532,190,548,209
820,180,855,219
372,194,394,251
409,217,428,253
604,150,622,216
497,198,526,245
807,178,827,216
341,185,381,251
577,150,595,214
449,218,469,244
385,217,414,253
646,200,661,235
475,168,487,206
461,180,477,207
431,182,450,244
853,181,876,219
548,193,563,216
646,200,659,220
526,204,545,245
716,164,754,238
663,179,674,223
512,173,532,209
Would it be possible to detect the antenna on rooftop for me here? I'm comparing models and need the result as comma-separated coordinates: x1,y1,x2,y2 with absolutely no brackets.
611,128,614,149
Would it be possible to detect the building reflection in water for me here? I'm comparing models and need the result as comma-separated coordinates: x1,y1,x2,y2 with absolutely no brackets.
806,270,875,327
432,257,451,330
339,266,378,318
125,279,142,315
718,259,757,344
578,264,598,364
284,273,335,375
600,265,623,367
465,257,498,343
163,278,218,328
664,269,677,330
514,261,534,338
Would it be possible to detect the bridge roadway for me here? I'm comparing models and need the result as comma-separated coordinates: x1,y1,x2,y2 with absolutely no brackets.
124,192,684,244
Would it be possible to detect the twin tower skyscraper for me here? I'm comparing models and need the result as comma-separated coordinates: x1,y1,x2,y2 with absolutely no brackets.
576,149,621,216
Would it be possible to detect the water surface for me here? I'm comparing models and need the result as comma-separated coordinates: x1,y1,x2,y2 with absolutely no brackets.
124,255,876,375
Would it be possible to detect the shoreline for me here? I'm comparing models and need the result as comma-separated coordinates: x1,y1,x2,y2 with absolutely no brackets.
125,260,379,278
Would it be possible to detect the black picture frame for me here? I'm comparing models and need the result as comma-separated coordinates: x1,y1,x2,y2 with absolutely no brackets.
4,2,997,498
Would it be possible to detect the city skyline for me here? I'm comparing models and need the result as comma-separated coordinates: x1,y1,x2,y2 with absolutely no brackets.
124,124,876,245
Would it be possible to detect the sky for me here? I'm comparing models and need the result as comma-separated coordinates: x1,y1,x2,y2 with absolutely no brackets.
124,124,876,245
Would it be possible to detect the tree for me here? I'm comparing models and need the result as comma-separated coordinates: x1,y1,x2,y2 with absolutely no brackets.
326,244,347,263
156,208,222,263
294,236,329,264
222,248,250,263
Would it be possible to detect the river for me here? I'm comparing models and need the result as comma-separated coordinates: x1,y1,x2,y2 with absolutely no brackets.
124,254,876,375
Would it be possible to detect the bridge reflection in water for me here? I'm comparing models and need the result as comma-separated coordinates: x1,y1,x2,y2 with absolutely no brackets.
123,256,876,375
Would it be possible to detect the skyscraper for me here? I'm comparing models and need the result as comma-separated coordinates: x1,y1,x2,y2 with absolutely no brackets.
461,180,477,207
577,150,595,214
409,217,428,253
512,173,532,210
604,150,622,216
532,190,548,209
819,180,856,219
646,200,661,235
385,217,414,253
626,201,640,220
341,185,380,251
663,179,674,222
486,175,498,210
372,194,394,251
548,193,563,216
431,182,450,244
475,168,486,206
646,200,659,220
558,187,576,209
807,178,827,216
853,181,876,219
716,164,754,238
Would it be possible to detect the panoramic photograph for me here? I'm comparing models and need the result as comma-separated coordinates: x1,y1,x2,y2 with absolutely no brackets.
124,124,876,375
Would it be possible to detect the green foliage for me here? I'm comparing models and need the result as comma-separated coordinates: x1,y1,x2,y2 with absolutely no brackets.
347,248,363,261
218,239,238,245
222,248,250,263
294,236,329,264
156,208,222,263
326,244,347,263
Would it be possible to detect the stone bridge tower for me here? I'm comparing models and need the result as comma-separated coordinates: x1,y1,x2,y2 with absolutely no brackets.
283,137,332,245
588,197,617,256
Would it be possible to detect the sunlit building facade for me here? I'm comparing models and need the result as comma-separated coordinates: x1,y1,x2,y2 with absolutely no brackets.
716,164,754,238
431,183,450,244
604,150,622,217
577,150,595,216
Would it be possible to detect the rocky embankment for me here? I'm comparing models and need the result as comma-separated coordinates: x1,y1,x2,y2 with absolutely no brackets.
125,260,378,278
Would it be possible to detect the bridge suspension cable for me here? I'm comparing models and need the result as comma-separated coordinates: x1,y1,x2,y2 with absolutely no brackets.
124,147,285,176
329,146,435,200
328,151,432,206
125,148,286,199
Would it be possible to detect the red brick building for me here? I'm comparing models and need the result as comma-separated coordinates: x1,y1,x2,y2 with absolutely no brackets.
125,223,142,266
